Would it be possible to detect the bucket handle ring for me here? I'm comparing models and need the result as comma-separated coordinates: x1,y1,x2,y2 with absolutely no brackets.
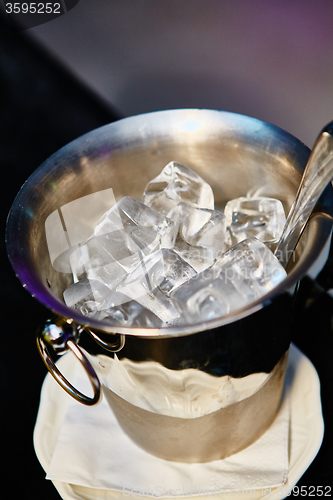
37,331,101,406
36,319,125,405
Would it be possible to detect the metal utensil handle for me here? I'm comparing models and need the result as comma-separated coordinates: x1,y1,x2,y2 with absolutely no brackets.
275,121,333,268
84,328,125,352
36,334,101,406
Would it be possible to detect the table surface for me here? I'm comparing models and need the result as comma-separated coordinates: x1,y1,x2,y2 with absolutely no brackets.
1,17,332,500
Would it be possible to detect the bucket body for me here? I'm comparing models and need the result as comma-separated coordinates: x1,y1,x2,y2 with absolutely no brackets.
6,109,333,462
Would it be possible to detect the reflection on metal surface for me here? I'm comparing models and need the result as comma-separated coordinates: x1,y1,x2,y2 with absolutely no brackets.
102,350,289,463
84,327,125,353
37,318,101,405
275,121,333,269
7,109,333,336
7,109,332,461
45,188,117,273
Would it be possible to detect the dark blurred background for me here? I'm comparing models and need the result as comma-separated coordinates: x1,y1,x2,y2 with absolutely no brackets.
1,1,333,498
22,0,333,147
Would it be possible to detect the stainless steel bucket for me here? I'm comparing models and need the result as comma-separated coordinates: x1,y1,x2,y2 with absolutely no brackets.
6,109,333,463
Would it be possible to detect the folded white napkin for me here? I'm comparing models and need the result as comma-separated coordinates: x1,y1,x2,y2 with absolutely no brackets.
46,359,289,496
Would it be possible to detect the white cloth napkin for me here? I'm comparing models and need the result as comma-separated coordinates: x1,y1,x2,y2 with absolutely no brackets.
46,360,290,496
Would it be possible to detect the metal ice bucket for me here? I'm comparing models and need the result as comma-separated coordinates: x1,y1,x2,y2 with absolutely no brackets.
6,109,333,463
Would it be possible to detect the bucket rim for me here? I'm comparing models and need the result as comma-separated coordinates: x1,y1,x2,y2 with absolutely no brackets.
6,108,333,338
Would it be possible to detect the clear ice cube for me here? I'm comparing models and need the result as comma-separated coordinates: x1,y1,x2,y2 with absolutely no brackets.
103,299,164,328
95,196,172,239
69,235,128,284
165,203,226,272
63,278,112,316
224,196,286,246
178,203,225,248
212,237,287,299
117,248,196,323
172,269,247,324
142,162,214,215
64,164,288,328
172,237,287,324
93,196,175,272
93,229,150,272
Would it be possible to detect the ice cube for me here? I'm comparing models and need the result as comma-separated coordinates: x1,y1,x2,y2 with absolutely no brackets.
178,203,225,248
64,281,137,322
93,197,175,271
95,196,173,240
69,235,128,285
63,278,112,315
93,229,150,272
212,237,287,299
172,237,287,324
172,268,247,324
171,242,216,274
224,196,286,246
103,299,164,328
117,249,196,323
142,162,214,215
165,203,226,272
86,261,129,289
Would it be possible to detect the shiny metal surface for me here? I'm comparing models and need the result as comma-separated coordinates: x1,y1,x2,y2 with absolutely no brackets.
103,350,289,462
6,109,333,461
40,317,80,354
84,328,125,352
276,121,333,268
36,319,127,404
6,109,333,338
37,329,101,406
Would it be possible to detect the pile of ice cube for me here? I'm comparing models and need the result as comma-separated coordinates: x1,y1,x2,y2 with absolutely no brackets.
64,162,287,327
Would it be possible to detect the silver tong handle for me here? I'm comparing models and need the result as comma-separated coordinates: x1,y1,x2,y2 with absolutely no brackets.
275,121,333,268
